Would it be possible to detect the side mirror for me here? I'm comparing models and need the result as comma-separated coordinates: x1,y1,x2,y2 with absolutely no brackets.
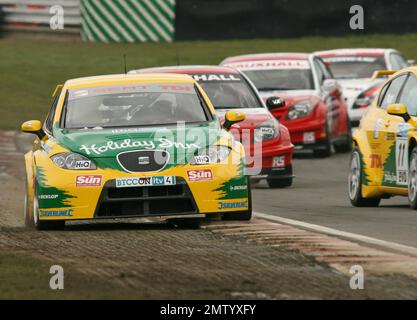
322,79,339,93
386,104,411,122
223,110,245,131
408,59,415,66
21,120,45,139
266,97,285,110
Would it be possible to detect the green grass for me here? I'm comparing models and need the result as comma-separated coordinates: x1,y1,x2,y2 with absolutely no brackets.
1,33,417,130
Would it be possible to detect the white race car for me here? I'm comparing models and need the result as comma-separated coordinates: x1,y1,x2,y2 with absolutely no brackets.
315,48,413,125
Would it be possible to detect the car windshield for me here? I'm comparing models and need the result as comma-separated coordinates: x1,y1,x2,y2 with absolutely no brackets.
242,69,314,91
62,83,210,129
192,73,263,109
321,55,387,79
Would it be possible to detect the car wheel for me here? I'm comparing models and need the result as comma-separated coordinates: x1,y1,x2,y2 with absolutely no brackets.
313,123,332,158
222,210,252,221
408,148,417,209
24,178,35,229
31,182,65,231
267,177,293,188
334,119,353,153
348,147,380,207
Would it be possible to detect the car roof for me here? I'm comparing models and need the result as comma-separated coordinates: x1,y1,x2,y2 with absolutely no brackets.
64,73,195,89
222,52,310,64
131,65,240,74
314,48,392,57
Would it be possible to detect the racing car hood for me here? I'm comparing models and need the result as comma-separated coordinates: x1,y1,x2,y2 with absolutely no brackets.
335,78,374,100
257,89,319,107
53,121,222,160
214,107,275,129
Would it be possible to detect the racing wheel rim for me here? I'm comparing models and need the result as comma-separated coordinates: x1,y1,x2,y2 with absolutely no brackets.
348,151,360,200
409,153,417,202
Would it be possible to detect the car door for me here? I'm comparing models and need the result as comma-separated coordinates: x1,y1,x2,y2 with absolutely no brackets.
314,58,340,137
377,73,409,188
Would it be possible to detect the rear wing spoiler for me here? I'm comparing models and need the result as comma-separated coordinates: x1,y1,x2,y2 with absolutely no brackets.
371,70,396,80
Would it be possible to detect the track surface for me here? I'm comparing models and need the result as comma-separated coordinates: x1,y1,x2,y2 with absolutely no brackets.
253,152,417,248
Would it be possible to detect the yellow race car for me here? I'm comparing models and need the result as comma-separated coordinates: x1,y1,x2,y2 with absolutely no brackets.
22,73,251,230
349,67,417,209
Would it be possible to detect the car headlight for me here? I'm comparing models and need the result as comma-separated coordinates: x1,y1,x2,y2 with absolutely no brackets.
51,152,96,170
191,146,231,165
287,100,314,120
254,118,280,142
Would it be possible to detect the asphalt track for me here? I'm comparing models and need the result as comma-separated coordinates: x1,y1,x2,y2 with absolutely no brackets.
253,152,417,248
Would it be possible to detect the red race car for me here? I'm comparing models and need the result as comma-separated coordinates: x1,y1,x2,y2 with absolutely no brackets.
221,53,351,157
130,65,294,188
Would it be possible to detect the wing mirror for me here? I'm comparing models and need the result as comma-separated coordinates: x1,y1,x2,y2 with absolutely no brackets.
266,97,285,110
386,104,411,122
223,110,245,131
21,120,45,139
322,79,339,93
408,59,416,66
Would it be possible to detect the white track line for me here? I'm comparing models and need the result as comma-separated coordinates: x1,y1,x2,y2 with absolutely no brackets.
254,211,417,258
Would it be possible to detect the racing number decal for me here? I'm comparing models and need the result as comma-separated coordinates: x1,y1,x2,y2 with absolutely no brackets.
395,138,408,186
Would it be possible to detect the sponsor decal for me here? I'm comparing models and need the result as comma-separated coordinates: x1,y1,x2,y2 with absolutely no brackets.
74,160,93,170
322,56,377,63
218,201,248,210
230,185,247,191
369,154,382,169
385,132,395,141
397,123,411,138
69,84,194,101
192,74,241,82
384,172,397,183
373,118,384,139
38,194,59,200
370,142,381,149
395,138,408,185
76,175,102,187
39,209,74,217
226,60,310,70
116,176,176,188
80,138,200,156
192,155,211,165
272,156,285,168
187,169,213,182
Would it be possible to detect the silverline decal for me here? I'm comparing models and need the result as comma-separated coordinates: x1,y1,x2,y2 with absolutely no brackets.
218,201,248,210
80,138,200,155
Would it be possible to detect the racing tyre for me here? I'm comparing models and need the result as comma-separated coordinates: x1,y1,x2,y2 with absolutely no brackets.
267,177,293,188
348,147,380,207
408,148,417,209
25,180,66,231
334,119,353,153
221,210,252,221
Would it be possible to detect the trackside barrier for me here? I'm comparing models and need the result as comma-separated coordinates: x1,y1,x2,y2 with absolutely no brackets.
80,0,175,42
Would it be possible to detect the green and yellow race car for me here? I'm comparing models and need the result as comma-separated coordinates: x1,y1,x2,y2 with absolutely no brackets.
22,73,251,230
349,67,417,209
